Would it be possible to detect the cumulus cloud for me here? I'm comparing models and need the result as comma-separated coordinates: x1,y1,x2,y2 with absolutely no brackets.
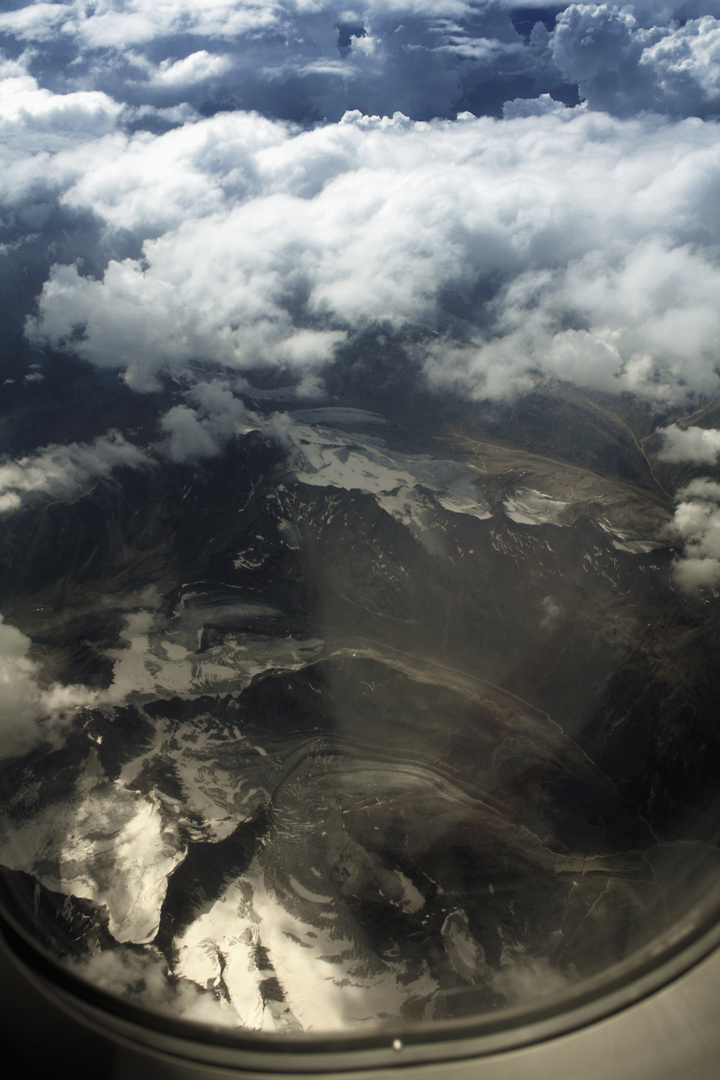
503,93,569,119
552,4,720,118
149,51,234,89
0,76,119,134
627,3,720,23
57,112,284,232
0,64,122,154
160,406,220,462
70,947,234,1027
667,475,720,591
0,615,97,759
443,236,720,403
678,479,720,500
658,425,720,465
0,433,151,513
670,482,720,591
641,17,720,110
20,105,720,405
159,381,251,463
0,3,71,44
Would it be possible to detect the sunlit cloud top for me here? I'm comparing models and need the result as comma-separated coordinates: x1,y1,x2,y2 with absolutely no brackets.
0,2,719,587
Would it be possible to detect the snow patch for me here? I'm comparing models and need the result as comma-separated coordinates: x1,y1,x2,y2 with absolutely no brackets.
504,489,571,527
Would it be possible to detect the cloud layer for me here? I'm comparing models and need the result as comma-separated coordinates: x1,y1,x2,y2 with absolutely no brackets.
2,2,720,128
2,4,719,416
1,3,719,602
16,104,720,405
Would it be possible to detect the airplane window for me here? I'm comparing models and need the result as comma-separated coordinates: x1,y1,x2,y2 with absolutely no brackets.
1,3,719,1075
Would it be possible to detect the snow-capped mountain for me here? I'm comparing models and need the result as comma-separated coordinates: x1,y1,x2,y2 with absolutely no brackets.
1,389,719,1031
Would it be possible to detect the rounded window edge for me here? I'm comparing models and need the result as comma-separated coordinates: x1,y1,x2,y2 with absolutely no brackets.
3,886,720,1076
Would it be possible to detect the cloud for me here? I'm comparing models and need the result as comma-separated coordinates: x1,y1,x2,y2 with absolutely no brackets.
0,67,122,151
0,1,498,54
670,498,720,591
627,3,720,24
149,51,234,89
159,405,221,462
2,2,719,129
641,17,720,111
0,0,281,50
448,237,720,403
2,6,720,476
491,952,572,1003
20,105,720,406
0,3,69,43
552,5,720,118
503,93,569,119
666,477,720,590
678,478,720,500
70,947,235,1026
159,381,251,463
0,615,45,757
47,110,287,233
0,2,571,126
658,425,720,465
0,433,151,513
0,614,97,759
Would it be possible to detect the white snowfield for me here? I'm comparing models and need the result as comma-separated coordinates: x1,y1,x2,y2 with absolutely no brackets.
174,861,433,1032
286,421,660,553
503,488,571,527
289,423,492,529
0,751,184,943
104,603,324,703
0,421,673,1030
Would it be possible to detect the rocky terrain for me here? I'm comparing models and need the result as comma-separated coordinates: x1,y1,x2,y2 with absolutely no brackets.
1,383,719,1032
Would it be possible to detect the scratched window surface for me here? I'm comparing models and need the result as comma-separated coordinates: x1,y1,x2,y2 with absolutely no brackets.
1,1,720,1034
